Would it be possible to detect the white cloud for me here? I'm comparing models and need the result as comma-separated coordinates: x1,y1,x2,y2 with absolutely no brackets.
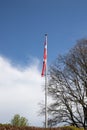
0,56,45,126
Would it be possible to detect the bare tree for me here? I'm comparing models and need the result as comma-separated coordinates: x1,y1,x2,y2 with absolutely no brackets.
47,39,87,128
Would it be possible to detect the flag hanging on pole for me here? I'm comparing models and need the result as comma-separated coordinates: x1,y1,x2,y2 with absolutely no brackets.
41,35,47,77
41,34,48,128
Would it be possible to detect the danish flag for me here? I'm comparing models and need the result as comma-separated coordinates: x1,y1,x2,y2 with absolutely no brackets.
41,38,47,77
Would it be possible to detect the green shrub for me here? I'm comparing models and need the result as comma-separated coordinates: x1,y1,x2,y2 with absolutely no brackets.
61,126,83,130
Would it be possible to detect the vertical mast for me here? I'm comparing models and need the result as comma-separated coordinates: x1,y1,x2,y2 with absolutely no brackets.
45,34,48,128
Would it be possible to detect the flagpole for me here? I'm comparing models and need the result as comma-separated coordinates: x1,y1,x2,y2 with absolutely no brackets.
45,34,48,128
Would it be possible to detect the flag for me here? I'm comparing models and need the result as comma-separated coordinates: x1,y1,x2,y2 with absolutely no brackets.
41,37,47,76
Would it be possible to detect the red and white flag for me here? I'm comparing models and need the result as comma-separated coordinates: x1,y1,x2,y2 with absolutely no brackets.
41,37,47,76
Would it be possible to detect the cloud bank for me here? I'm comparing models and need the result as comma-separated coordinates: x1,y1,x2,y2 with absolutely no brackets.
0,56,44,126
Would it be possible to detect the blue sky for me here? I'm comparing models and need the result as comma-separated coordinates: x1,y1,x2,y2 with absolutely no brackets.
0,0,87,66
0,0,87,127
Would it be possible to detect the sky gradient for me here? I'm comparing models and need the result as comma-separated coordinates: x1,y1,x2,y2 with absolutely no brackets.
0,0,87,127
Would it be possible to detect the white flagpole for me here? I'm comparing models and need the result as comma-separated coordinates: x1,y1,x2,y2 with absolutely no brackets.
45,34,48,128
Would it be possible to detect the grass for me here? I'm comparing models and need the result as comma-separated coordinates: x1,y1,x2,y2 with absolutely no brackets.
0,124,84,130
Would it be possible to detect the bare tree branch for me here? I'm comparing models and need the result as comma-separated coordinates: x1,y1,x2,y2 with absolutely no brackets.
46,39,87,128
